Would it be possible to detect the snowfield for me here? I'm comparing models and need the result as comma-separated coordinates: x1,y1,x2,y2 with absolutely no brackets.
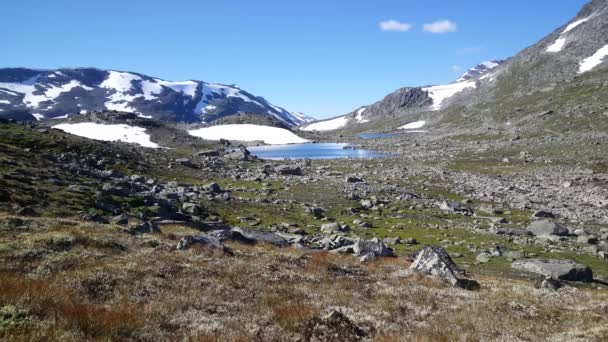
563,16,592,33
546,38,566,53
0,76,92,108
300,116,348,131
423,81,476,110
355,108,369,123
189,124,309,145
399,120,426,130
52,123,160,148
546,16,592,53
578,45,608,73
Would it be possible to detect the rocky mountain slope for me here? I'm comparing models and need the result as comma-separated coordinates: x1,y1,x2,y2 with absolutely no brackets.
304,0,608,134
0,68,314,127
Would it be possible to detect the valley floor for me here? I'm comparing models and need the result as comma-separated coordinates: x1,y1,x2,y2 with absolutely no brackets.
1,117,608,340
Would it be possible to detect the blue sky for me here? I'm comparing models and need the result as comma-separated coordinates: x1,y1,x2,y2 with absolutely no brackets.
1,0,587,119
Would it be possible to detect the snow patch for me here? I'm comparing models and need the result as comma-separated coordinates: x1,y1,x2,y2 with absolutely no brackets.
52,122,160,148
189,124,309,145
0,76,93,108
355,107,369,123
423,81,476,110
300,116,348,131
563,16,592,34
100,71,141,112
399,120,426,130
203,105,217,112
578,44,608,73
0,100,9,104
547,37,566,53
32,113,45,120
547,16,592,54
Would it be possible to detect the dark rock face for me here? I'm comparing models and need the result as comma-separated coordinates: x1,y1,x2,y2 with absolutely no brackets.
345,87,432,125
511,259,593,282
0,68,313,127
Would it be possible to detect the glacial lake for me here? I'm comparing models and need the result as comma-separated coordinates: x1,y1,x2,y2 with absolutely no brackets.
247,143,390,160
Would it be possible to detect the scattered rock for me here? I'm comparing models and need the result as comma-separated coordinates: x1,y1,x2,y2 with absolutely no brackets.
511,259,593,282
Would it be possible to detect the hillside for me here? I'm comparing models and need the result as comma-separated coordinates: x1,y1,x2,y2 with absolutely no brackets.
302,0,608,135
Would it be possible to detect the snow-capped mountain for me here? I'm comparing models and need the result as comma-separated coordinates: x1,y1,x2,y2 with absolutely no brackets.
0,68,315,127
456,60,506,82
308,0,608,133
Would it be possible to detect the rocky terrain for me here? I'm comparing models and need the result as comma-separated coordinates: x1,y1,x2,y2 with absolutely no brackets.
1,0,608,340
1,106,608,340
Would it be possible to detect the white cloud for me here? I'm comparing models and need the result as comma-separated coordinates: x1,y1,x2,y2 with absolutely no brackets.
379,20,412,32
423,20,457,34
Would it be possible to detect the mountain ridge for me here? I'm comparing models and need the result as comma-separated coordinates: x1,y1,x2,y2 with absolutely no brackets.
0,67,315,127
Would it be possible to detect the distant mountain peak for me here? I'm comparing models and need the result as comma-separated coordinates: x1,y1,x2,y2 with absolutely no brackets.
0,68,315,127
456,60,506,82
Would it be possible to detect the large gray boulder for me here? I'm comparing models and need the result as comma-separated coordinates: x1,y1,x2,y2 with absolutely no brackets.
320,222,348,234
231,227,289,247
352,238,394,258
410,246,479,289
275,165,303,176
439,201,473,216
176,235,232,254
511,259,593,282
527,220,569,237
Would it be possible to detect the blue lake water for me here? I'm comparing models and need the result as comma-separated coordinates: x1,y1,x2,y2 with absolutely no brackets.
247,143,390,160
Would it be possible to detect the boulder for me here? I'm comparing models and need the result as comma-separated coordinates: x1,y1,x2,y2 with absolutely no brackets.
204,182,222,194
231,227,289,247
345,176,364,183
130,221,160,234
410,246,479,289
532,210,556,219
439,201,473,216
305,207,325,218
195,150,220,157
276,165,303,176
476,252,491,263
176,235,232,254
352,238,394,258
527,220,569,237
511,259,593,282
320,222,347,234
182,202,204,215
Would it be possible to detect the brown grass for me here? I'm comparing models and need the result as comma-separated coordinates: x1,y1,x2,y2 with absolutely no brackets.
1,216,607,341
